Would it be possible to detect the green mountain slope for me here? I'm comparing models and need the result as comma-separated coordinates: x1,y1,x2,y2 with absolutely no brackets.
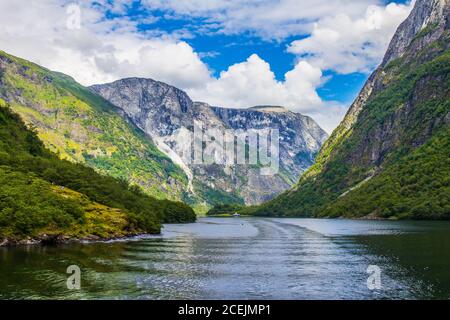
0,50,188,201
248,0,450,220
0,103,195,243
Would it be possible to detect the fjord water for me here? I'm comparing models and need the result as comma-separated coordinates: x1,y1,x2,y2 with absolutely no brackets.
1,218,449,299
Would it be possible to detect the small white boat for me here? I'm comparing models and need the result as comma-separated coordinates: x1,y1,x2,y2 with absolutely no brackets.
233,213,241,217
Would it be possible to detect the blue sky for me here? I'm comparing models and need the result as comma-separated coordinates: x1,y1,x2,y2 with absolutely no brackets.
121,0,411,106
0,0,413,132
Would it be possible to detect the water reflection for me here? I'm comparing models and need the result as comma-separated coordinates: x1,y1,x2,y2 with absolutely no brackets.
0,218,449,299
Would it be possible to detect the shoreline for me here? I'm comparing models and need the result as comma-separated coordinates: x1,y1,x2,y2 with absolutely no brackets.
3,215,448,247
0,232,158,248
0,220,198,248
206,214,390,220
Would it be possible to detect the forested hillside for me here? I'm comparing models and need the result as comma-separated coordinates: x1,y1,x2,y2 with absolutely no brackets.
0,103,195,243
247,0,450,220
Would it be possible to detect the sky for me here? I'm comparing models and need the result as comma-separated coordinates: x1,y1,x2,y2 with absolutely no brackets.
0,0,414,132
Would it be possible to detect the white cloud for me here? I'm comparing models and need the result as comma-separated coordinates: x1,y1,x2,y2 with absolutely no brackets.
0,0,211,89
306,103,349,134
142,0,378,39
189,54,323,112
0,0,413,133
287,2,413,73
189,54,346,132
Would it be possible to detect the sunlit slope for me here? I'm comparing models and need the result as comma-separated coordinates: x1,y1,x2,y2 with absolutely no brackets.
0,50,188,201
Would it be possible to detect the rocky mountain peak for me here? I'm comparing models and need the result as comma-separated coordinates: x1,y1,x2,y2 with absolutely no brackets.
90,77,194,117
90,78,328,207
332,0,449,139
382,0,449,66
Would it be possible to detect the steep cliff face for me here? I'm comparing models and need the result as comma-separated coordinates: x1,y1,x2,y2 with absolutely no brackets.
90,80,327,208
383,0,448,65
250,0,450,219
212,106,327,177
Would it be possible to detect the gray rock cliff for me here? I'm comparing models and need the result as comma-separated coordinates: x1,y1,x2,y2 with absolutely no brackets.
90,79,328,207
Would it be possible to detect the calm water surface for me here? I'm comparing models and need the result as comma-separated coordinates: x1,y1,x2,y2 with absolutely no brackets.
1,218,449,299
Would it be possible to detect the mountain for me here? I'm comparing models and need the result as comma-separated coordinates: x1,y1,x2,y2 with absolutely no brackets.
90,79,328,209
0,102,195,245
0,51,189,202
0,49,326,213
248,0,450,219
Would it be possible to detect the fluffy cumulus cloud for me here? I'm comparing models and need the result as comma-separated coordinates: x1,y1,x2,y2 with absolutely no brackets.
0,0,210,88
190,54,323,111
0,0,413,132
287,2,413,73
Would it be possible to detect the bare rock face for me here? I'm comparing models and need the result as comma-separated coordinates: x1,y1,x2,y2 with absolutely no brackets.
211,105,327,179
90,80,327,207
383,0,449,66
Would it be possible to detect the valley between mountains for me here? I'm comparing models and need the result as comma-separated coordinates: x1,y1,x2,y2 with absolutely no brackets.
0,42,326,243
0,0,449,245
0,49,327,214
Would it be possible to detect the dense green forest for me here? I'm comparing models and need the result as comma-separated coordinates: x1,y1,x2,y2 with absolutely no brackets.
0,103,195,242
